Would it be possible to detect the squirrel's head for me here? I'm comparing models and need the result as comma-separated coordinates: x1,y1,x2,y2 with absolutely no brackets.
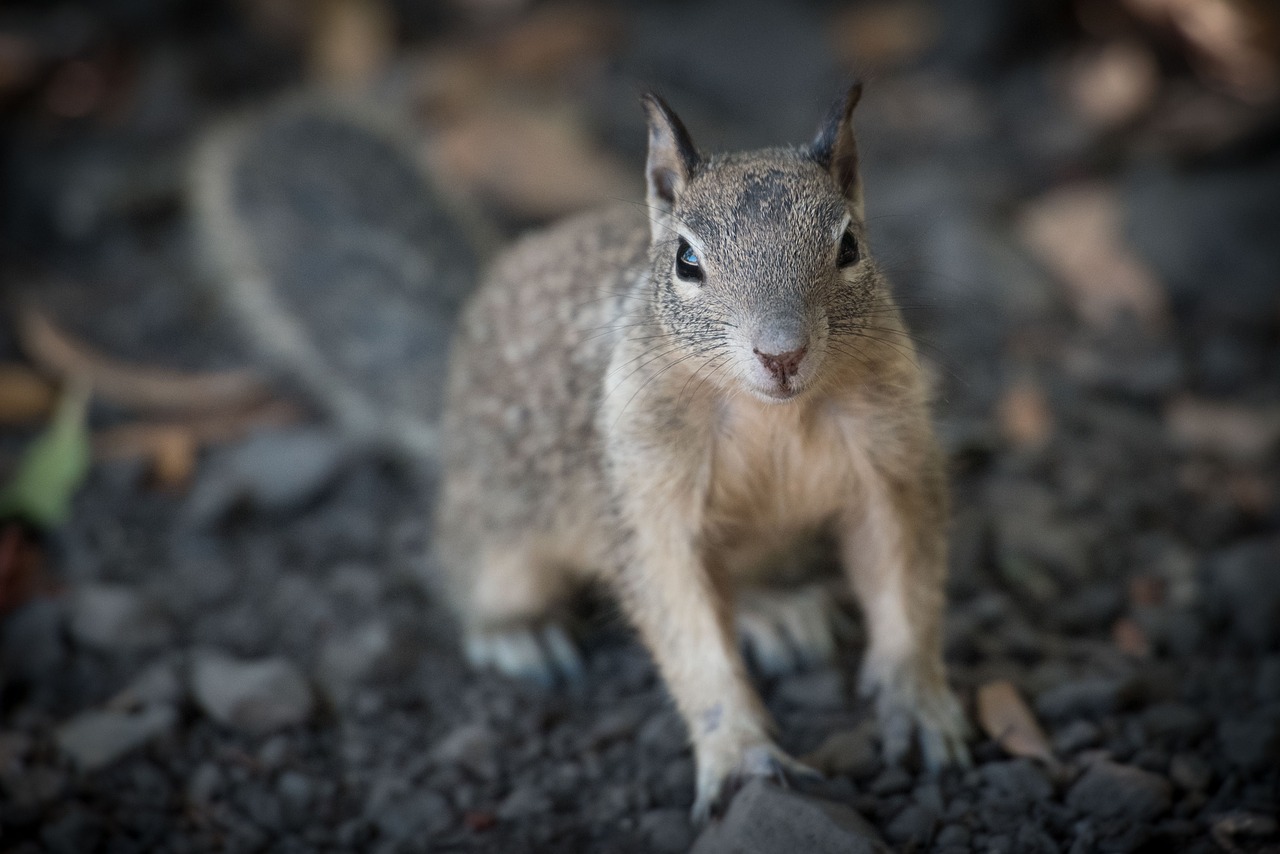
640,84,880,404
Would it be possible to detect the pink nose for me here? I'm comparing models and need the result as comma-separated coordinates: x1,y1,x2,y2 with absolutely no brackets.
754,345,807,381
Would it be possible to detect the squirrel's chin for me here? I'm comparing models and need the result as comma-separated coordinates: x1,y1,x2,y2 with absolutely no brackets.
747,383,807,404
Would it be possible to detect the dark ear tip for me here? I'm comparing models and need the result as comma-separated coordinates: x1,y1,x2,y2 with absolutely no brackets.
845,80,865,114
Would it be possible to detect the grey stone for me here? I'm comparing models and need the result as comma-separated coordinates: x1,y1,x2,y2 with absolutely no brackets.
0,598,66,680
691,780,890,854
1202,537,1280,649
801,724,879,777
1258,656,1280,702
1065,761,1171,822
317,620,391,701
870,765,913,795
55,705,177,772
1035,677,1136,721
106,660,183,712
1052,720,1101,754
430,722,498,779
936,823,971,847
886,803,938,845
981,759,1054,804
639,808,694,853
187,762,224,805
1139,702,1209,741
775,669,845,709
496,784,553,820
191,650,314,733
1217,714,1280,772
1168,754,1212,792
68,583,170,650
186,428,351,523
366,783,452,840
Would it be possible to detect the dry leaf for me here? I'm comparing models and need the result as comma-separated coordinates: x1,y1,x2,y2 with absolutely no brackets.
997,378,1053,447
426,104,636,221
93,400,304,462
1167,395,1280,461
829,1,940,70
0,364,55,425
977,680,1057,767
1018,183,1169,333
18,306,271,416
1112,617,1152,657
309,0,394,90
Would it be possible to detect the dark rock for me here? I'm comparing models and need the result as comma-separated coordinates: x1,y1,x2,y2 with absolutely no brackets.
496,784,553,820
1168,754,1212,792
106,660,183,712
690,780,890,854
886,803,938,845
801,724,879,778
368,786,452,840
316,620,391,702
980,759,1054,804
1065,761,1172,822
191,650,314,733
1052,720,1101,754
936,823,971,848
55,706,177,772
1217,714,1280,773
638,808,694,853
1202,537,1280,649
775,669,845,709
67,583,172,650
1140,702,1210,742
187,762,223,805
0,598,66,681
430,723,498,780
1258,657,1280,702
869,765,913,796
1035,677,1138,721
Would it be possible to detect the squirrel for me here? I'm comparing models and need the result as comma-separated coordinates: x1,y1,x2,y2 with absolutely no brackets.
192,84,971,820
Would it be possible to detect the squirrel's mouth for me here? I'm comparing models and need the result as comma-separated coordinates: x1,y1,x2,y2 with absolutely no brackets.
750,378,806,403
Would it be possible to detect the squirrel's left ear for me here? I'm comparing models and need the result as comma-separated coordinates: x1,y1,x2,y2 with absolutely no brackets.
810,82,864,218
641,93,700,213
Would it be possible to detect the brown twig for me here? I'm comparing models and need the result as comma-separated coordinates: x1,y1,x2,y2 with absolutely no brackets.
17,304,272,415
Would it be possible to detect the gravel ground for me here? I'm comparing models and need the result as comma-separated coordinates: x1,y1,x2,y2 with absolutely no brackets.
1,1,1279,852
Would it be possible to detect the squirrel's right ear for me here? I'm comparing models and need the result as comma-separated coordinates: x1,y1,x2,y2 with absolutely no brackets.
810,82,864,218
641,93,700,213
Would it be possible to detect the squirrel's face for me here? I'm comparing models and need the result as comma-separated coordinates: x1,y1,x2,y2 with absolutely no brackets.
640,86,877,404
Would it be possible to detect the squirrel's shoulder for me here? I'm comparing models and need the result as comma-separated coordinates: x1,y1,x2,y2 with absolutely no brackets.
486,203,652,287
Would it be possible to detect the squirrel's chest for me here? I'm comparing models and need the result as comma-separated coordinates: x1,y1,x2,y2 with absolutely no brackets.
704,400,856,538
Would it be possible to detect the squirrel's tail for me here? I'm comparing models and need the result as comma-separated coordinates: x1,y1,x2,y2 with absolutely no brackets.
188,96,490,463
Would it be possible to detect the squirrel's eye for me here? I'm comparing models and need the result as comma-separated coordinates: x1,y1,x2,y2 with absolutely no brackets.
676,239,704,282
837,230,860,268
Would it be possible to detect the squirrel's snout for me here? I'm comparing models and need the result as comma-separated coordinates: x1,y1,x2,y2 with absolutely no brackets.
753,344,808,381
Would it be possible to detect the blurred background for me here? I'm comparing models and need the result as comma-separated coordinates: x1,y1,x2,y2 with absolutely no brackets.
0,0,1278,852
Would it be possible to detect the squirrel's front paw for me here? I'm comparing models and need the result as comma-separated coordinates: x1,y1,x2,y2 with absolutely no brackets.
864,671,972,771
692,741,820,823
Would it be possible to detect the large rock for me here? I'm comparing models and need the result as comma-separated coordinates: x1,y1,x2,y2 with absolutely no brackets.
56,706,177,772
1066,761,1171,822
68,583,171,651
191,650,313,733
690,780,891,854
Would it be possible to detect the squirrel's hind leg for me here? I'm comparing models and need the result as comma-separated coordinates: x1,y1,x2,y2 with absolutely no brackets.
453,542,585,685
735,584,840,677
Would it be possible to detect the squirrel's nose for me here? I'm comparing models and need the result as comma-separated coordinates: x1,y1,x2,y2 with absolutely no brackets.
754,345,807,380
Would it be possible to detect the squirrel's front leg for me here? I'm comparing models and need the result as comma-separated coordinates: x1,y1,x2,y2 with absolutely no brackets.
840,433,972,770
608,435,806,821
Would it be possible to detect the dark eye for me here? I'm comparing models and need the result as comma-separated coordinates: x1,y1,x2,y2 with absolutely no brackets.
676,239,704,283
837,230,860,267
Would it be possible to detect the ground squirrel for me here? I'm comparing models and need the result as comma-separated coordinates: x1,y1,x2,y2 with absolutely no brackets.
435,84,971,819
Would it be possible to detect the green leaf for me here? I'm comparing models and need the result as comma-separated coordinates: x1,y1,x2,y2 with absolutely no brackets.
0,384,91,529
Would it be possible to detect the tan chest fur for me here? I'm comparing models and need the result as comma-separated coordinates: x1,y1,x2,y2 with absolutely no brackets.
704,393,863,573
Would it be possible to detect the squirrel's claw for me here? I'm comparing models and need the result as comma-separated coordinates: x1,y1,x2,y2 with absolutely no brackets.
691,743,821,824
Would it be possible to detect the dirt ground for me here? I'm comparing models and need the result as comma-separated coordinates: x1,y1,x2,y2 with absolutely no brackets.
1,0,1278,852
